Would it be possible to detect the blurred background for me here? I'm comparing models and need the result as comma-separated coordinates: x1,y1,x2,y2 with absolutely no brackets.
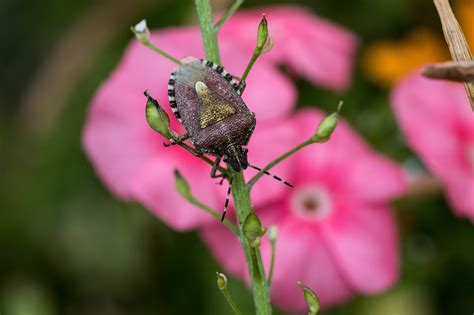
1,0,473,314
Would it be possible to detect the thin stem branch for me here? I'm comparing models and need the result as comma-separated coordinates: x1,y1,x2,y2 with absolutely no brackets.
142,41,182,65
131,27,182,65
215,0,244,31
218,280,243,315
188,197,239,235
247,138,314,190
268,237,276,286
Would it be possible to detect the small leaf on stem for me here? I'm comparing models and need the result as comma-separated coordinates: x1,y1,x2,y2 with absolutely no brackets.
298,281,321,315
144,90,172,139
242,212,266,248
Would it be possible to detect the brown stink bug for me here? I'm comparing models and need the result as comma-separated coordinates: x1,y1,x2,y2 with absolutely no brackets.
146,57,291,220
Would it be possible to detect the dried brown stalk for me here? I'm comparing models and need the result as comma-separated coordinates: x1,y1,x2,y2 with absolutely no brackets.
433,0,474,110
423,61,474,82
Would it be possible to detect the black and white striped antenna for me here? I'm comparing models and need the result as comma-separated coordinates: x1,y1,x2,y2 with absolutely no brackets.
248,164,293,187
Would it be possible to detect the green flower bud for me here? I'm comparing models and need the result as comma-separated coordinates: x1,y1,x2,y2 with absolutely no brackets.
174,169,192,200
242,212,266,247
145,90,172,139
312,101,343,143
131,19,150,43
257,14,269,51
216,272,228,290
298,281,321,315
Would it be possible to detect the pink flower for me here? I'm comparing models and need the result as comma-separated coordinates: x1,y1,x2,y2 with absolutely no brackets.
201,109,407,310
82,5,357,230
391,71,474,221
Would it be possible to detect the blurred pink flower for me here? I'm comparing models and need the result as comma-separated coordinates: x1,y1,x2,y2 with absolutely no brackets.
82,5,357,230
391,71,474,221
201,109,407,310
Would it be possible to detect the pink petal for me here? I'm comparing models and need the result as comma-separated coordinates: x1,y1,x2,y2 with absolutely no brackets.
391,71,474,220
130,151,222,230
245,116,301,207
220,5,358,91
320,201,399,293
200,204,354,311
290,109,407,202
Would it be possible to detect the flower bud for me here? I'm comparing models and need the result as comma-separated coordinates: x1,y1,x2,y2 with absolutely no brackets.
174,169,192,200
242,212,266,247
131,19,150,43
298,281,321,315
216,272,228,290
257,14,269,51
268,225,278,242
312,101,343,143
145,90,172,139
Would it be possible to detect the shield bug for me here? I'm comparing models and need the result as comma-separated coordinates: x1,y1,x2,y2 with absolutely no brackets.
146,57,292,220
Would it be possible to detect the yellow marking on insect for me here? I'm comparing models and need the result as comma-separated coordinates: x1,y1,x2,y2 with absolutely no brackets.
195,81,236,129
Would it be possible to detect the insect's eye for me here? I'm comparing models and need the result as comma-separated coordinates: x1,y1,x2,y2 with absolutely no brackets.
244,148,249,154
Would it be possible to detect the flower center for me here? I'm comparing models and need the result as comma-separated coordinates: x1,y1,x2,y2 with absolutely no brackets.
291,185,332,221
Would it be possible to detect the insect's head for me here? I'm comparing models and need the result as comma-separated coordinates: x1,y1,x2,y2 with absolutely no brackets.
223,145,248,172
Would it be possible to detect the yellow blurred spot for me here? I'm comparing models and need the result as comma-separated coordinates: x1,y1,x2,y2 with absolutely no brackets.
456,0,474,50
363,29,448,87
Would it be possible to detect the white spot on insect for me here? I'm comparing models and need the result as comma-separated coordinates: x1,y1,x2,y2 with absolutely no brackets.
212,63,218,70
168,85,174,90
195,81,208,94
169,96,175,101
230,79,237,86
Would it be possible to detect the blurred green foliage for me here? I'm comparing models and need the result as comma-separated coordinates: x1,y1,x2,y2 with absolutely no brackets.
0,0,473,314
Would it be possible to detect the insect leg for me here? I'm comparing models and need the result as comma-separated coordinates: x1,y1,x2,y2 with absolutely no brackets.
163,133,190,147
210,156,227,185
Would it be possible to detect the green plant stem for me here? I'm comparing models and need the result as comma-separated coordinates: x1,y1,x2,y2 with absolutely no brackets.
247,138,315,190
241,50,261,82
218,283,243,315
194,1,271,313
215,0,244,30
232,173,272,315
131,27,182,65
195,0,221,64
187,196,239,234
268,237,276,286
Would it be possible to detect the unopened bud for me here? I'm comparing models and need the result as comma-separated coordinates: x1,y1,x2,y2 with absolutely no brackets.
144,90,171,139
257,14,269,51
268,225,278,242
298,281,321,315
242,212,266,247
216,272,228,290
174,169,192,200
131,19,150,43
312,101,343,143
